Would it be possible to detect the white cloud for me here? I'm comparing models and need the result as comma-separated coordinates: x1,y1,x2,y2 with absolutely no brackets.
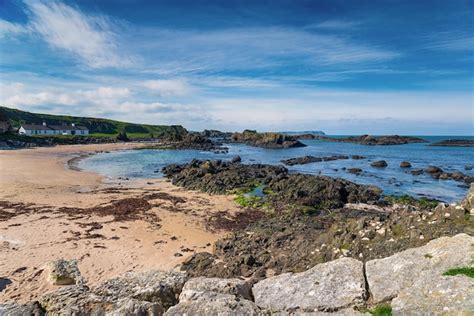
0,19,28,38
142,79,192,96
307,20,362,30
24,0,130,68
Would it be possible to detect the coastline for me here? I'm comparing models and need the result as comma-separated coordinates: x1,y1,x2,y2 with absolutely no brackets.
0,143,240,303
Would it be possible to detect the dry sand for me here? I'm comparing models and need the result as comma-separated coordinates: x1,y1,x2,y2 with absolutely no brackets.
0,143,243,303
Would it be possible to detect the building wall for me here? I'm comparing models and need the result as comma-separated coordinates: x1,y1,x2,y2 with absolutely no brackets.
19,127,89,136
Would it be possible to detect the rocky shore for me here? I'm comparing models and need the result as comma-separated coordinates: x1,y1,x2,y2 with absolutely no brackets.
314,134,427,145
281,154,366,166
230,130,306,148
430,139,474,147
136,133,228,153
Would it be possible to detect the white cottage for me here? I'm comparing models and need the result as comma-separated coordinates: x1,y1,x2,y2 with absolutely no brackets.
19,122,89,136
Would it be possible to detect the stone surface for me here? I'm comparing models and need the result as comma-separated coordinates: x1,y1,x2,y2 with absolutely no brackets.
391,275,474,314
39,270,187,315
165,277,259,316
0,302,44,316
366,233,474,303
370,160,388,168
462,183,474,211
45,258,84,286
399,161,411,168
252,257,365,312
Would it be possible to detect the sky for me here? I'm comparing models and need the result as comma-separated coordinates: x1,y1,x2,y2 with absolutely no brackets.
0,0,473,135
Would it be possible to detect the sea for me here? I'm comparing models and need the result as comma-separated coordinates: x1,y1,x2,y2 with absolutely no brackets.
79,136,474,203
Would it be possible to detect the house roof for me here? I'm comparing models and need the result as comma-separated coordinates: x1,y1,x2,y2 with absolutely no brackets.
21,124,53,131
21,124,88,131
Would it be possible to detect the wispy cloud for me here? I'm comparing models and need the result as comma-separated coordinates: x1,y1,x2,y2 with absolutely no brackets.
23,0,131,68
142,79,192,96
422,33,474,51
306,20,363,30
0,19,29,38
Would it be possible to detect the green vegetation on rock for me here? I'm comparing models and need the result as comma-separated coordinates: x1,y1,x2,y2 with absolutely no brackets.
384,195,439,209
443,267,474,278
366,304,393,316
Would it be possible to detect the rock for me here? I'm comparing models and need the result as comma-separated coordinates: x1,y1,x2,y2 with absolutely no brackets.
425,166,443,174
399,161,411,168
462,183,474,211
410,169,424,175
370,160,388,168
46,259,84,286
165,277,259,315
252,257,366,312
366,233,474,303
465,165,474,171
430,139,474,147
231,130,307,149
347,168,363,174
281,155,349,166
313,135,427,145
231,155,241,163
391,275,474,314
0,302,44,316
39,270,187,315
351,155,366,160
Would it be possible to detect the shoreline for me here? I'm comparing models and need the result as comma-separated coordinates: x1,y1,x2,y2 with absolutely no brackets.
0,143,241,303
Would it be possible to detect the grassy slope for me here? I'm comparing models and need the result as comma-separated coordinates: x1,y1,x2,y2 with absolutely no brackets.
0,106,187,139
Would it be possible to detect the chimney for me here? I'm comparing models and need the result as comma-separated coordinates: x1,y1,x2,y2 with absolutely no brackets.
42,121,47,126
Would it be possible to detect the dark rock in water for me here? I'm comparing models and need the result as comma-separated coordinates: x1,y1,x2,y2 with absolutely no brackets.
140,133,228,152
371,160,388,168
347,168,363,174
351,155,366,160
162,160,381,208
400,161,412,168
231,155,241,163
281,155,349,166
411,169,424,176
465,165,473,171
313,134,427,145
430,139,474,147
231,130,306,149
425,166,443,174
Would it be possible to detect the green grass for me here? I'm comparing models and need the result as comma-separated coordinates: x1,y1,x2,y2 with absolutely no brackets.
384,195,438,209
443,267,474,278
368,304,392,316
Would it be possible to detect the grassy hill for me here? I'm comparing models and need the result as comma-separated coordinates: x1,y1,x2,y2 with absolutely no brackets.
0,106,187,139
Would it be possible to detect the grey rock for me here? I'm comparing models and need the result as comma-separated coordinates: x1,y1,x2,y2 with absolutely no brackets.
366,233,474,303
165,277,259,316
370,160,388,168
46,258,84,286
399,161,411,168
0,302,44,316
231,155,242,163
391,275,474,314
39,270,187,315
252,257,365,312
425,165,443,173
462,183,474,211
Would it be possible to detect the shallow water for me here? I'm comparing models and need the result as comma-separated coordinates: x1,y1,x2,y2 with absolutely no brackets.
79,136,474,203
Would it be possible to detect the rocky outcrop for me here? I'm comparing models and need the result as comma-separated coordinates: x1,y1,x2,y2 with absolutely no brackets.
45,259,84,286
165,278,259,315
231,130,306,148
430,139,474,147
253,257,366,313
142,133,228,153
314,135,427,145
0,302,44,316
462,184,474,212
39,270,187,315
366,233,474,303
281,155,351,166
423,166,474,184
162,160,381,208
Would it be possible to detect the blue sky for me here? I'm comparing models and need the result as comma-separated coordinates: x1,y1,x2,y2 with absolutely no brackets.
0,0,473,134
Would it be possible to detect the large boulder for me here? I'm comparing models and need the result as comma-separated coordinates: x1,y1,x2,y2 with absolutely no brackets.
366,233,474,303
165,277,259,316
391,275,474,314
252,257,365,312
370,160,388,168
462,183,474,212
0,302,44,316
45,259,84,286
39,270,187,315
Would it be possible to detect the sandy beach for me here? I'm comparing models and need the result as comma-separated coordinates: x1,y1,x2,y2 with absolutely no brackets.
0,144,241,303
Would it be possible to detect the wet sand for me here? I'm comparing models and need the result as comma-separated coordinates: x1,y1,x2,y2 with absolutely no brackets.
0,144,241,303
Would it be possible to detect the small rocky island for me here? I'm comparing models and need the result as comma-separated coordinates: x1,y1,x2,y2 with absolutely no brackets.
430,139,474,147
314,134,427,145
231,130,307,148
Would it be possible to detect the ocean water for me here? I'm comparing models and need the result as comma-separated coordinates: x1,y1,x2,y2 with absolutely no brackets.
79,136,474,203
